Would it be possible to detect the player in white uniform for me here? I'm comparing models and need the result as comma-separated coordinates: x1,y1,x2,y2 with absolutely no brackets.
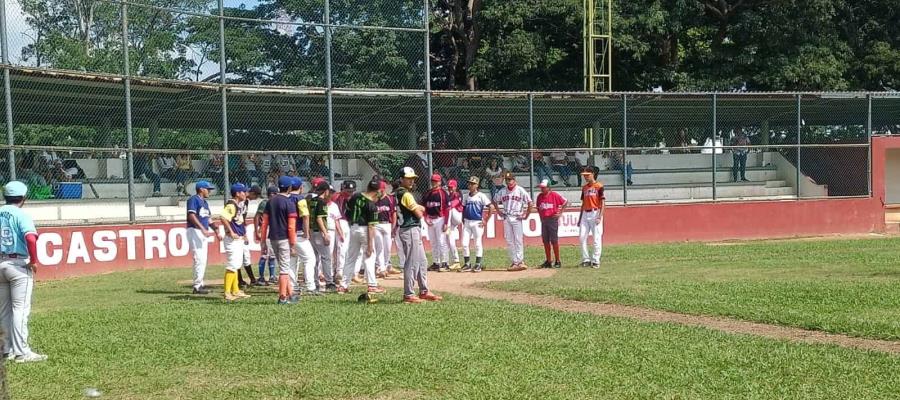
459,176,492,272
492,172,532,271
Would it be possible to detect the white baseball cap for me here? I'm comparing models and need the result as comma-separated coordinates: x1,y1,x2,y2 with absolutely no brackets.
538,179,550,188
400,166,418,179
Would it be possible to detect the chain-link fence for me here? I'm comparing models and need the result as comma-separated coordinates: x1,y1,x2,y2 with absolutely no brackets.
0,0,895,225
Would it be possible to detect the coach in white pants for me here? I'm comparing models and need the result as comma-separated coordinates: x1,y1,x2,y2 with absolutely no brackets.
187,181,214,294
492,172,532,271
0,181,47,363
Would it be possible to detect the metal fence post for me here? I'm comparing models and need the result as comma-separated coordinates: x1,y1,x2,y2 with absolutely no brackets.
1,0,15,181
711,93,717,200
424,0,433,177
528,93,534,198
325,0,334,183
122,2,136,223
219,0,229,198
796,94,801,199
867,94,872,197
621,94,628,204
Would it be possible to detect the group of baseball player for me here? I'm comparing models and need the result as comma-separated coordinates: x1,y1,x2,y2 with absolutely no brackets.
0,165,605,362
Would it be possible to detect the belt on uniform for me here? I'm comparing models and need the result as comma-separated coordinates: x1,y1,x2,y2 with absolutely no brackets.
582,208,600,212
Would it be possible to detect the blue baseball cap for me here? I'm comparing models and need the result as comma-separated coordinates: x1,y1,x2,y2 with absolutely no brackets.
3,181,28,197
195,180,214,191
266,186,279,195
278,176,293,190
230,183,248,195
291,176,303,190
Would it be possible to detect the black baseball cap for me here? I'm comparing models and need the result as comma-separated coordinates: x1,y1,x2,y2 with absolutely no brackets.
341,180,356,190
315,181,331,192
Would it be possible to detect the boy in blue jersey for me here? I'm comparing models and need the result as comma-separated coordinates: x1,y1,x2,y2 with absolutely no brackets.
0,181,47,362
187,180,215,294
460,176,492,272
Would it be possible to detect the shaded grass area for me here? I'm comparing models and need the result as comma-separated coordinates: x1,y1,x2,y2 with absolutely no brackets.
488,237,900,340
5,266,899,399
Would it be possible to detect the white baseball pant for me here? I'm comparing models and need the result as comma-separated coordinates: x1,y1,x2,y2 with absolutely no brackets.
291,234,317,292
187,227,209,289
341,225,377,289
503,217,525,264
447,209,462,263
312,230,335,286
223,236,244,272
374,222,393,272
461,219,485,258
0,257,34,357
579,211,603,264
427,216,447,265
334,219,351,275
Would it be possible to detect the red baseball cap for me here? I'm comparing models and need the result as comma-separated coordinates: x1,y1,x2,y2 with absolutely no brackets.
311,177,325,187
431,173,442,182
379,181,387,190
448,179,458,188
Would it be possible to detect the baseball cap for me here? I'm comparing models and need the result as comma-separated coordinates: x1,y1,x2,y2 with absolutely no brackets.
311,177,325,187
278,176,293,189
431,173,442,182
3,181,27,197
467,176,480,185
448,179,458,189
580,168,593,175
400,166,418,179
230,183,248,194
538,179,550,188
267,186,279,195
341,180,356,190
315,181,331,192
502,171,515,180
291,176,303,190
249,185,262,195
195,180,214,191
366,179,381,192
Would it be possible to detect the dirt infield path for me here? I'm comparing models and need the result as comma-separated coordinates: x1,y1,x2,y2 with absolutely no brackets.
382,269,900,355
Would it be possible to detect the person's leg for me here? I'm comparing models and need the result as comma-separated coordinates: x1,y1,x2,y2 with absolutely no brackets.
7,261,34,356
579,216,591,264
362,234,379,288
540,219,551,263
593,215,604,265
547,218,561,263
732,153,739,182
739,153,748,180
400,229,416,297
447,220,459,265
427,218,442,266
474,222,485,263
0,268,13,355
149,170,161,193
274,240,293,301
299,238,317,292
412,229,429,294
341,227,363,289
187,228,208,290
625,162,634,184
461,221,472,265
513,220,525,264
503,219,516,265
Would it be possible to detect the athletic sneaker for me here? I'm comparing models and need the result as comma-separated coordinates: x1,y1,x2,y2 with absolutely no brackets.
507,263,527,272
3,353,14,361
439,263,450,272
367,286,386,294
473,264,483,273
288,295,300,304
581,261,591,268
336,287,350,294
403,295,424,304
256,278,268,286
540,261,552,269
419,291,443,301
268,277,278,285
591,262,600,269
553,261,562,269
427,263,440,272
15,352,48,363
325,283,337,292
461,263,473,272
192,287,210,295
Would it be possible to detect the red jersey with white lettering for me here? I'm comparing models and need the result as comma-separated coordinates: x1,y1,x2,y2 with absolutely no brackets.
536,191,567,219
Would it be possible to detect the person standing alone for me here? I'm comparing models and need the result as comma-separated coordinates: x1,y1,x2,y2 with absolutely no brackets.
0,181,47,363
187,180,215,294
535,179,567,268
578,168,604,268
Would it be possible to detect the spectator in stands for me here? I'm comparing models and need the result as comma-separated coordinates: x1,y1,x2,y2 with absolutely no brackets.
549,151,572,186
157,155,177,183
573,150,590,186
295,155,312,179
510,153,529,173
134,149,162,196
275,154,295,175
242,154,263,185
435,141,458,179
204,154,226,191
483,157,505,199
175,154,194,195
731,128,751,182
532,151,556,186
256,153,274,177
310,156,331,179
609,152,633,186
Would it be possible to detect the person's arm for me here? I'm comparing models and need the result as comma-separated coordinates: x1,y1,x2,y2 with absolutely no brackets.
220,203,238,239
400,192,425,219
598,187,605,221
481,195,492,227
259,214,269,253
187,197,204,231
25,231,38,272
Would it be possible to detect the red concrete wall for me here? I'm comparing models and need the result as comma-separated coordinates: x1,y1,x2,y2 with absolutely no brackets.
30,136,900,280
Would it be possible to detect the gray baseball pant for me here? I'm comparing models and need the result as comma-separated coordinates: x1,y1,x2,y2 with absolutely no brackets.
398,227,429,297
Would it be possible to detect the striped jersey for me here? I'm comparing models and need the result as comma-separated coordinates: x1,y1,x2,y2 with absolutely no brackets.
494,184,531,219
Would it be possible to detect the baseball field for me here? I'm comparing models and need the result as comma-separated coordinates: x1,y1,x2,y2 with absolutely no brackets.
6,236,900,399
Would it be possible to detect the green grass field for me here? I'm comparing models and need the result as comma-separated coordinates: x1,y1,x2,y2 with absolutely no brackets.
490,237,900,340
6,237,900,399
